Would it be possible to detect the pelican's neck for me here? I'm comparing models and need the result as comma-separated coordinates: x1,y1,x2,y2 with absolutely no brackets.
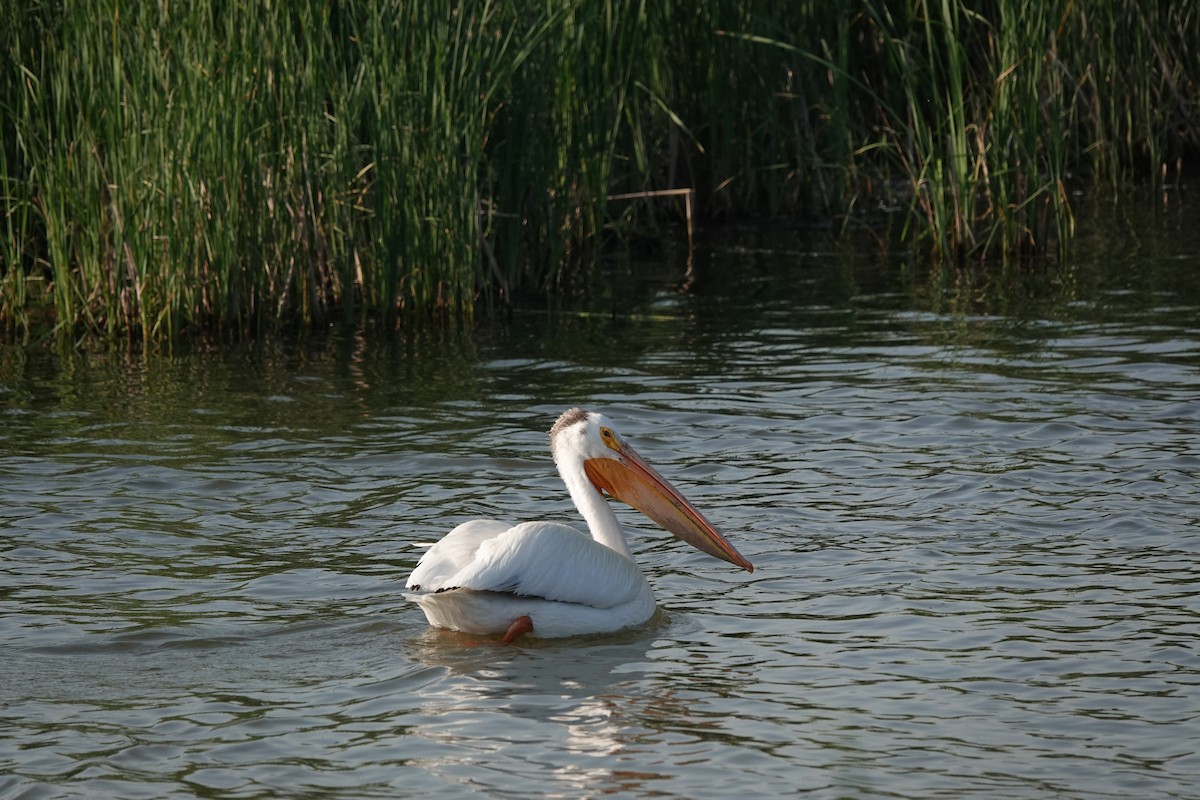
560,459,635,561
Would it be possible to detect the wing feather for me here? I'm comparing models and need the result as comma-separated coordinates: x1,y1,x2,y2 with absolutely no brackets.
407,520,645,610
406,519,510,591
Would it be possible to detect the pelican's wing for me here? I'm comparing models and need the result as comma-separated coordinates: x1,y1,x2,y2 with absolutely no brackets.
406,519,511,591
411,521,645,610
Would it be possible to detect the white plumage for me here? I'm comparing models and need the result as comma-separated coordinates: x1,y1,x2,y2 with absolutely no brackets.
405,407,752,640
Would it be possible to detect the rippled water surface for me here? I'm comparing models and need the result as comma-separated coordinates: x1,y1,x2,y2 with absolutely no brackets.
3,214,1200,798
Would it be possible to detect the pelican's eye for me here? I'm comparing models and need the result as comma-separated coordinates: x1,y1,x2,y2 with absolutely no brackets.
599,426,621,452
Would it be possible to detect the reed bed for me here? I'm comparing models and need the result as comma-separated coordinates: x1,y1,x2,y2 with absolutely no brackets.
2,0,1197,341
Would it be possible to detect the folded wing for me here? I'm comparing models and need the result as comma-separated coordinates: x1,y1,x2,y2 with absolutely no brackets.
407,519,645,609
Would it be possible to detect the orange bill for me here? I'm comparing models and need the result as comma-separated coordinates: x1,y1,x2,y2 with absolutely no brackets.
584,443,754,572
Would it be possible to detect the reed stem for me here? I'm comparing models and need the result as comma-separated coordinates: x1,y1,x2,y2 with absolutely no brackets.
2,0,1196,341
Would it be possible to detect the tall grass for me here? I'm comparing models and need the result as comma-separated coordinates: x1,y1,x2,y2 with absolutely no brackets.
690,1,1196,255
2,1,1197,342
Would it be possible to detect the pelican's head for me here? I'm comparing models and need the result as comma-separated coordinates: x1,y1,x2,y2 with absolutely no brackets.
550,407,754,572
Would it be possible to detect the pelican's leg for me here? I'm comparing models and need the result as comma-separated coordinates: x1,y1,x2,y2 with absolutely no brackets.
502,615,534,643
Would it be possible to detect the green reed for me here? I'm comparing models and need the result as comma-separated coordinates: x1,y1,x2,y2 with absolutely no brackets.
2,1,1196,341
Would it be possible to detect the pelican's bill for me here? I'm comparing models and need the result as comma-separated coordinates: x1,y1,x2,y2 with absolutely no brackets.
583,444,753,572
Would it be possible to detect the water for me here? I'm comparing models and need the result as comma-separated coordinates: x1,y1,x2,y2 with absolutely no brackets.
3,207,1200,799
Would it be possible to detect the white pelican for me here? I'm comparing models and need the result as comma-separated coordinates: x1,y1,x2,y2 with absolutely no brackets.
405,407,753,641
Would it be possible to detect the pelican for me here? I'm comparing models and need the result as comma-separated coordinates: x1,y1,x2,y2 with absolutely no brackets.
405,407,753,641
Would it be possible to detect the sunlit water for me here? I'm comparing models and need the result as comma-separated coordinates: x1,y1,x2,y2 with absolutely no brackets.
3,211,1200,799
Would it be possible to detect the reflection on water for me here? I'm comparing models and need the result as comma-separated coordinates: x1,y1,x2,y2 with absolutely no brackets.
2,203,1200,798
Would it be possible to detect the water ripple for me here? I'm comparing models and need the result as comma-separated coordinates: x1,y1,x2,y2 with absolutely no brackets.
3,262,1200,798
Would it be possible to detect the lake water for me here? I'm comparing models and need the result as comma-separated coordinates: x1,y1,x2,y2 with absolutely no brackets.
2,204,1199,799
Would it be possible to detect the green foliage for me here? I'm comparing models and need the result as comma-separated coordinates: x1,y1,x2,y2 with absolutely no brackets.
1,0,1197,341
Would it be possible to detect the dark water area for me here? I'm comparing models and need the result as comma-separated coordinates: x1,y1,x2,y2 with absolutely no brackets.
2,198,1199,798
